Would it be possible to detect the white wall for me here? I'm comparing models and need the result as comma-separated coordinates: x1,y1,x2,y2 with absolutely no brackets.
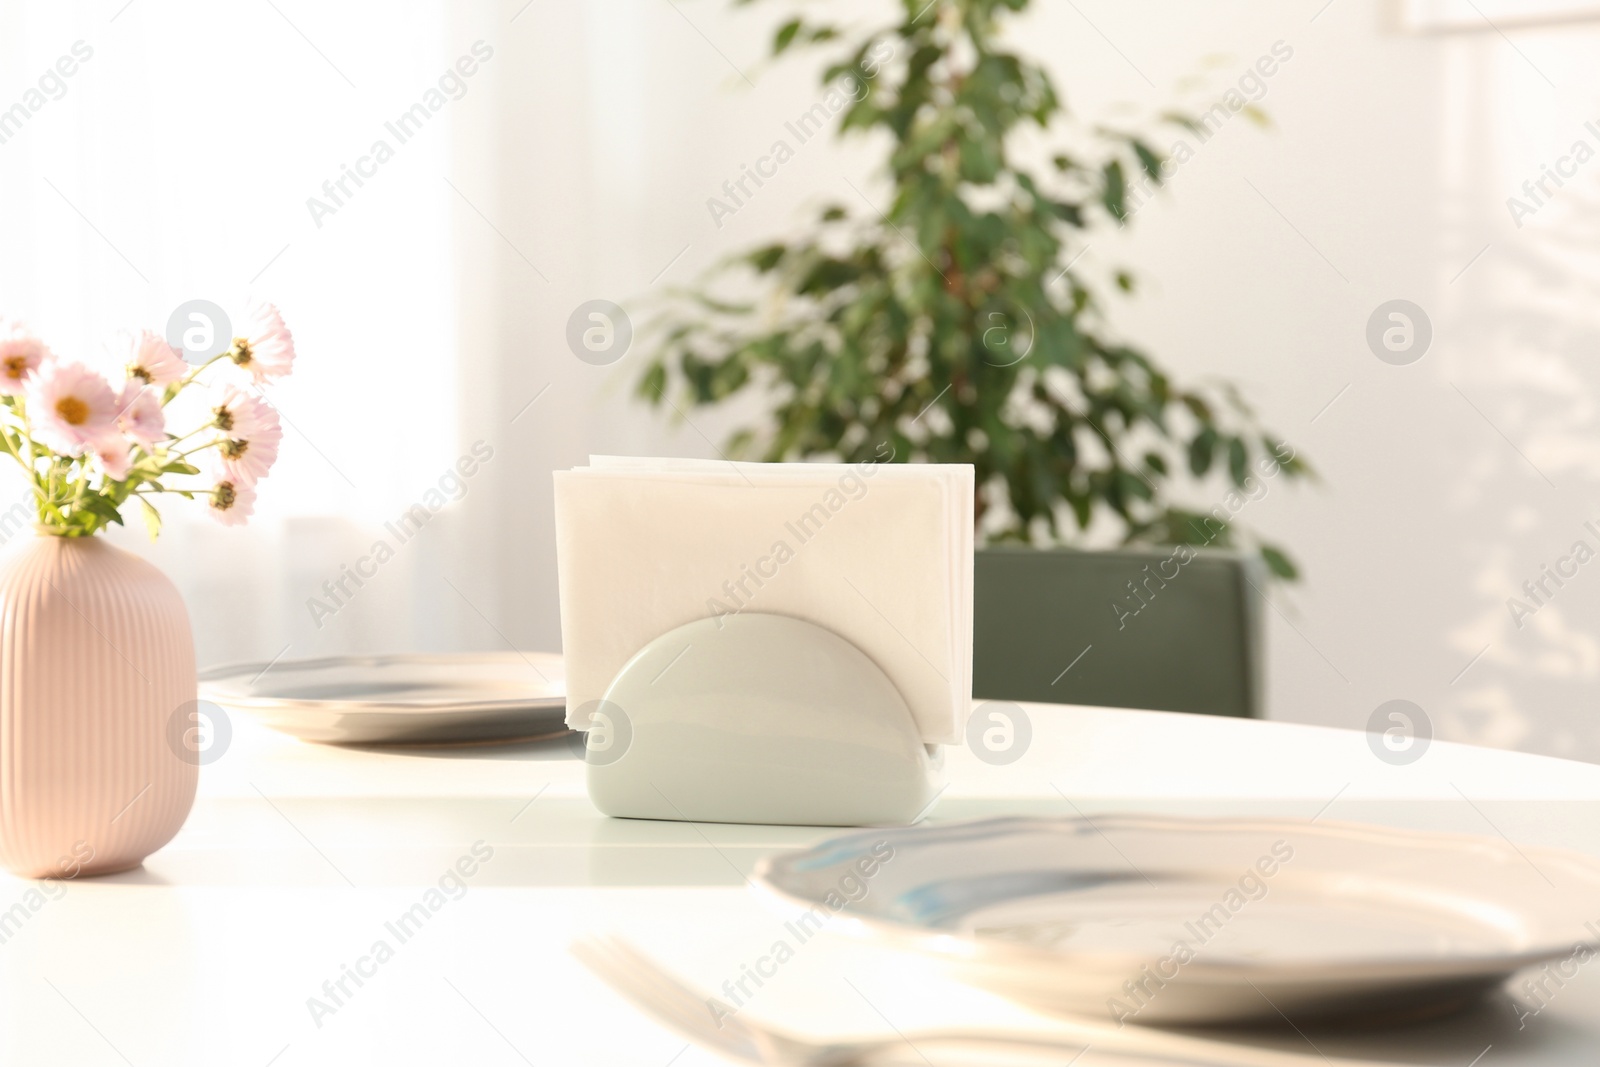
1038,1,1600,763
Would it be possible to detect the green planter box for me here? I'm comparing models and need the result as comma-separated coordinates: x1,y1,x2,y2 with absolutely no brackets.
973,546,1265,718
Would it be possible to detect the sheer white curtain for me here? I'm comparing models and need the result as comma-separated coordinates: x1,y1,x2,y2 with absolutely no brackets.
0,0,868,671
0,1,481,667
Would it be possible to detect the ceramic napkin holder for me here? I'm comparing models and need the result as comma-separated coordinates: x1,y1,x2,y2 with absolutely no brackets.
575,612,946,827
554,457,971,828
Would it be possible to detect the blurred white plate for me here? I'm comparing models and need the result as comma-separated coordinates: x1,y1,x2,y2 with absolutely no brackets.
200,652,568,746
756,815,1600,1025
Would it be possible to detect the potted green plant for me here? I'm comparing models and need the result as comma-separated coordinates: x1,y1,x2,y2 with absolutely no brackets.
639,0,1309,715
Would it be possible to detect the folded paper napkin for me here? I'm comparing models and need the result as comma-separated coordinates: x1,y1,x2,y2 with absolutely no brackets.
553,455,973,744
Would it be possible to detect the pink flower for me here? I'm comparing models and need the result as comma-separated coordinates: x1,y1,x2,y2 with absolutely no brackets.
218,420,281,485
119,329,186,386
25,362,118,456
225,302,295,384
211,383,278,439
93,439,133,481
210,383,282,484
114,382,166,449
0,320,49,396
206,470,256,526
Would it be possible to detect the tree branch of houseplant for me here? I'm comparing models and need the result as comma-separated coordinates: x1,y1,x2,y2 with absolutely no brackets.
638,0,1312,578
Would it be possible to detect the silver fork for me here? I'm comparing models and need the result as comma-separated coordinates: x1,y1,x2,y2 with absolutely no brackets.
572,935,1397,1067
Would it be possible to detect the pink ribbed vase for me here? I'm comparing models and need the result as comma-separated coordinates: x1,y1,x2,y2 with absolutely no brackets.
0,534,197,878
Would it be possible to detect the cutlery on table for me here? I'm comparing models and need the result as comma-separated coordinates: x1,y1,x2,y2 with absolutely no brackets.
573,935,1410,1067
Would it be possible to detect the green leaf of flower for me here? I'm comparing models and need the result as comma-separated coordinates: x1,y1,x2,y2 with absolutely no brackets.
140,498,162,541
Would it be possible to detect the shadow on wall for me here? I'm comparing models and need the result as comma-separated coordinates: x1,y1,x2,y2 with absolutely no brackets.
1442,45,1600,759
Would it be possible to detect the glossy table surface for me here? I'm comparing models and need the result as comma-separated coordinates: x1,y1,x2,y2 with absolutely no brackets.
3,701,1599,1066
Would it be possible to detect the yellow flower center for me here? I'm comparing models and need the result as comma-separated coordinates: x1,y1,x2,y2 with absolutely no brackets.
130,366,153,383
231,338,253,366
56,396,89,426
221,439,249,459
3,356,26,380
214,482,237,509
214,405,234,432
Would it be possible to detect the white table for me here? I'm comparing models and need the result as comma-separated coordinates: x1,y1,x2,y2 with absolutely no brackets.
4,703,1599,1066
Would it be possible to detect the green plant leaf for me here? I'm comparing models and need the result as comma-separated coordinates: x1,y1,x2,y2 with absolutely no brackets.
1131,140,1164,184
772,18,802,54
1188,428,1217,476
1227,437,1249,487
1102,159,1127,221
1260,544,1297,580
637,361,668,403
140,498,162,541
749,244,787,272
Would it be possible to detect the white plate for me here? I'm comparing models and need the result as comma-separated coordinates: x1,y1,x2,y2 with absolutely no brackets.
755,815,1600,1025
200,652,568,746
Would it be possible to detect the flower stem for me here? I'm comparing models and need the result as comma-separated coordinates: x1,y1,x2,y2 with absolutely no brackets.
163,352,230,405
0,427,44,498
162,423,215,450
172,439,223,461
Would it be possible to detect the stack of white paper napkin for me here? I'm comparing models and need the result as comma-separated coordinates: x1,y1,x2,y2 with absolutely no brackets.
552,455,973,744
